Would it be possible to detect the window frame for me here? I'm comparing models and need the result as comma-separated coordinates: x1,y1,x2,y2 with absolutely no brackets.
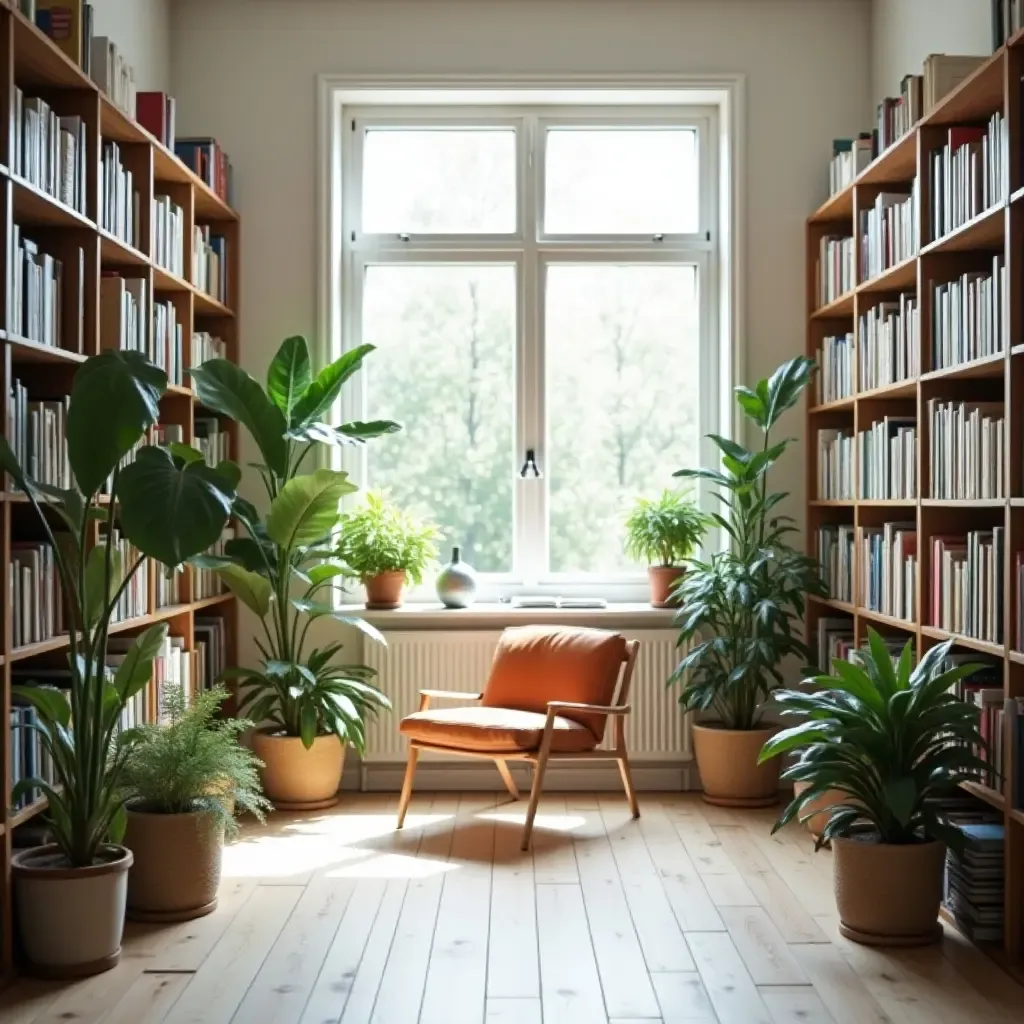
338,103,720,603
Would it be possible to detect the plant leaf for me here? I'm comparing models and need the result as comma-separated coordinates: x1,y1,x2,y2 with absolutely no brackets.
214,563,274,616
267,335,312,424
112,624,170,701
291,344,375,427
266,469,357,551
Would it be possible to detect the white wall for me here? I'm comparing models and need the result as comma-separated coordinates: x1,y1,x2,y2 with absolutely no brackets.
872,0,993,105
91,0,171,93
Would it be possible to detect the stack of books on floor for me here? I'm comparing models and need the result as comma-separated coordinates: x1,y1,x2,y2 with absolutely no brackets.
816,428,854,499
152,298,184,386
931,258,1006,369
944,822,1004,943
194,417,230,467
175,138,234,206
856,416,916,499
817,617,855,670
7,380,71,489
192,227,227,302
153,194,185,276
859,522,917,621
875,73,923,154
10,541,63,648
192,331,227,366
930,528,1005,644
100,275,147,354
13,90,88,214
927,400,1005,499
858,294,919,390
99,141,140,248
102,528,148,623
816,333,854,403
816,525,854,603
828,135,872,196
817,234,854,304
193,527,233,600
929,116,1008,241
195,615,228,685
859,186,918,279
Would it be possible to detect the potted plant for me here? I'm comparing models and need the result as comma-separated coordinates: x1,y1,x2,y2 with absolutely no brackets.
121,685,271,922
0,350,238,976
189,336,398,810
338,491,440,609
624,489,709,607
759,631,990,946
671,357,827,807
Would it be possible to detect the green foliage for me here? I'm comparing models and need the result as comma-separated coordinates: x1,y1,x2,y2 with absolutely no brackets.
759,631,991,849
338,491,440,585
0,353,238,867
189,335,400,749
671,357,827,730
623,489,709,567
122,686,271,837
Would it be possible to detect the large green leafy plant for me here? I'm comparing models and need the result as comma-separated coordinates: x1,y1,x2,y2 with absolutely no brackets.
0,351,238,867
624,489,709,567
760,631,990,850
338,490,439,584
190,336,398,750
671,357,827,729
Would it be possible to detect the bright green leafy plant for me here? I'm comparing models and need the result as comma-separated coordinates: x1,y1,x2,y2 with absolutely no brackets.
671,357,828,729
624,489,709,567
0,351,238,867
759,631,990,850
189,336,399,750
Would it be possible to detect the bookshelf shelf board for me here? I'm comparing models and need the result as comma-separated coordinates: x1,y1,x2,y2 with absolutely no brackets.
194,291,233,317
858,499,917,507
960,779,1006,811
8,634,74,663
10,175,94,230
809,499,854,507
152,145,238,222
920,498,1006,508
809,186,853,225
1009,650,1024,666
1011,185,1024,208
920,625,1005,657
921,203,1005,256
99,230,150,268
856,606,917,631
811,291,856,319
6,336,87,365
152,264,192,295
855,379,918,400
1010,808,1024,827
809,397,855,414
857,254,918,295
191,592,234,611
860,128,918,186
807,593,855,614
11,7,96,91
921,352,1006,382
153,265,235,317
10,795,49,830
1012,344,1024,357
925,48,1005,127
99,96,148,146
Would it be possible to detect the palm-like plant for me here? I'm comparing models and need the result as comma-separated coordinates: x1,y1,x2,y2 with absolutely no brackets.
189,336,399,750
671,357,828,729
759,631,991,850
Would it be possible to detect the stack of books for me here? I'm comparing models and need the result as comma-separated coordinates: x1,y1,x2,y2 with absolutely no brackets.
195,615,228,687
817,235,854,305
32,1,95,73
931,257,1006,370
816,525,854,603
927,400,1005,499
102,528,148,623
10,541,63,648
99,141,140,249
816,428,854,500
828,135,872,196
193,528,234,601
100,275,147,355
815,333,854,403
9,228,85,352
90,36,135,117
7,379,70,489
944,822,1005,943
152,299,184,386
192,227,227,303
859,522,917,621
858,294,919,390
859,186,918,280
194,417,230,468
13,90,87,214
856,416,916,499
153,194,185,277
931,528,1005,644
817,617,855,670
192,332,227,367
875,74,923,154
176,138,234,206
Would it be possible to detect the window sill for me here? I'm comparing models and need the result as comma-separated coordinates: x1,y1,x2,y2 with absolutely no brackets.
345,601,678,630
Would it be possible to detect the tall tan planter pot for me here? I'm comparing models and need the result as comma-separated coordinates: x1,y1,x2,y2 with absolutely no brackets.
832,836,945,946
123,805,224,922
692,724,780,807
12,844,132,978
251,730,345,811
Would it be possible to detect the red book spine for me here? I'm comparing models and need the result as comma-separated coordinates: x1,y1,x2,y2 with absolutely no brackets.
136,92,168,145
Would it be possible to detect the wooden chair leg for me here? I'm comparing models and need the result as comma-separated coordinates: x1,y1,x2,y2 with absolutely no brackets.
617,753,640,819
521,749,552,851
495,759,520,800
396,746,420,829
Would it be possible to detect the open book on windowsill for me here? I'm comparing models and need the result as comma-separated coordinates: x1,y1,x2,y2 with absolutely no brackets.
505,596,608,610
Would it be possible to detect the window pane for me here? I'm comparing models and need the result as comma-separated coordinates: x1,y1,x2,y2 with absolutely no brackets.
544,127,698,234
546,264,701,574
362,264,516,573
362,128,516,233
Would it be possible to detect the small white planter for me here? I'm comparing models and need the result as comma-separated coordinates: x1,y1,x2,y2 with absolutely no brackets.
12,844,132,977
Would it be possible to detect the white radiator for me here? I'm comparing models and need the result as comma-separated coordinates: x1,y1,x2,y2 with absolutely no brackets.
362,629,689,764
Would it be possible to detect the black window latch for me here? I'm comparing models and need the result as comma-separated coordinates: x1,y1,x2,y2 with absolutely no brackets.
520,448,541,478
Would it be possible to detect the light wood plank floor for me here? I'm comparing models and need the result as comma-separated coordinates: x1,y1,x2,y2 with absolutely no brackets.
2,793,1023,1024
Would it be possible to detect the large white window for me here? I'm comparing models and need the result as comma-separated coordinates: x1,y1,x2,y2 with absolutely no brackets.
339,106,719,599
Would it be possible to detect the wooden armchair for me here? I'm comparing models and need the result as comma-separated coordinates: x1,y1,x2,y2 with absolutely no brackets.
395,625,641,850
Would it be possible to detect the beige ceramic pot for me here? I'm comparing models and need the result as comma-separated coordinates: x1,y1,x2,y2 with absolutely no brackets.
364,570,407,609
792,780,848,838
123,805,223,922
648,566,685,608
692,723,780,807
832,836,945,946
12,843,132,977
251,730,345,810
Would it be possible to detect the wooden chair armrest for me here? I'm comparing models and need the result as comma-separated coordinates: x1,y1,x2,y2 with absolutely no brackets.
545,700,631,716
419,689,483,701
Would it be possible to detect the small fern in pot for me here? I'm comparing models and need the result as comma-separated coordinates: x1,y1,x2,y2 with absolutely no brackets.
121,686,271,922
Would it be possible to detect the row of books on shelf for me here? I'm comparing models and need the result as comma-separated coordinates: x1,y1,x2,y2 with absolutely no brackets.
100,141,141,250
932,529,1004,645
8,380,71,490
860,522,917,622
859,294,919,391
192,332,227,366
817,527,854,605
153,195,186,278
815,333,853,404
100,274,147,358
817,235,854,306
193,227,228,303
153,299,185,387
931,258,1006,371
194,528,233,601
8,228,85,352
828,136,872,196
176,139,234,207
10,541,64,648
857,417,916,500
859,186,918,281
928,399,1005,500
928,116,1008,242
13,89,88,216
876,73,922,154
816,428,853,500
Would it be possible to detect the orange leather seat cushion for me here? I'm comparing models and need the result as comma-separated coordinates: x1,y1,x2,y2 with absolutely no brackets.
481,625,627,741
399,705,598,754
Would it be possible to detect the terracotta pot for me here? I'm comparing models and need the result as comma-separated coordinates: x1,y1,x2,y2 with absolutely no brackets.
123,805,223,922
793,780,848,838
648,565,685,608
364,570,407,609
832,835,945,946
12,843,132,977
251,730,345,810
692,723,780,807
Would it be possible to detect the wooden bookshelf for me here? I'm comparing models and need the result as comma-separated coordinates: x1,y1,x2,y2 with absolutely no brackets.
806,39,1024,979
0,5,240,982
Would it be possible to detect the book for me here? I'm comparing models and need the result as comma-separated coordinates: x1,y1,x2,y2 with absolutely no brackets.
931,256,1006,370
859,186,918,280
176,137,234,205
135,91,176,150
89,35,135,116
858,293,919,391
35,1,85,64
816,428,853,500
931,528,1004,644
923,54,989,114
828,134,872,196
927,399,1005,500
859,522,916,621
816,527,854,603
856,416,916,500
815,333,853,403
817,234,854,306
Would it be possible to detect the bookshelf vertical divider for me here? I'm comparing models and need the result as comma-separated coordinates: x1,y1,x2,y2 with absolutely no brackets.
0,4,239,982
807,38,1024,978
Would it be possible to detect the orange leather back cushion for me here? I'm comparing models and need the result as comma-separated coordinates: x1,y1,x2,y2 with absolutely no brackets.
481,625,627,740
